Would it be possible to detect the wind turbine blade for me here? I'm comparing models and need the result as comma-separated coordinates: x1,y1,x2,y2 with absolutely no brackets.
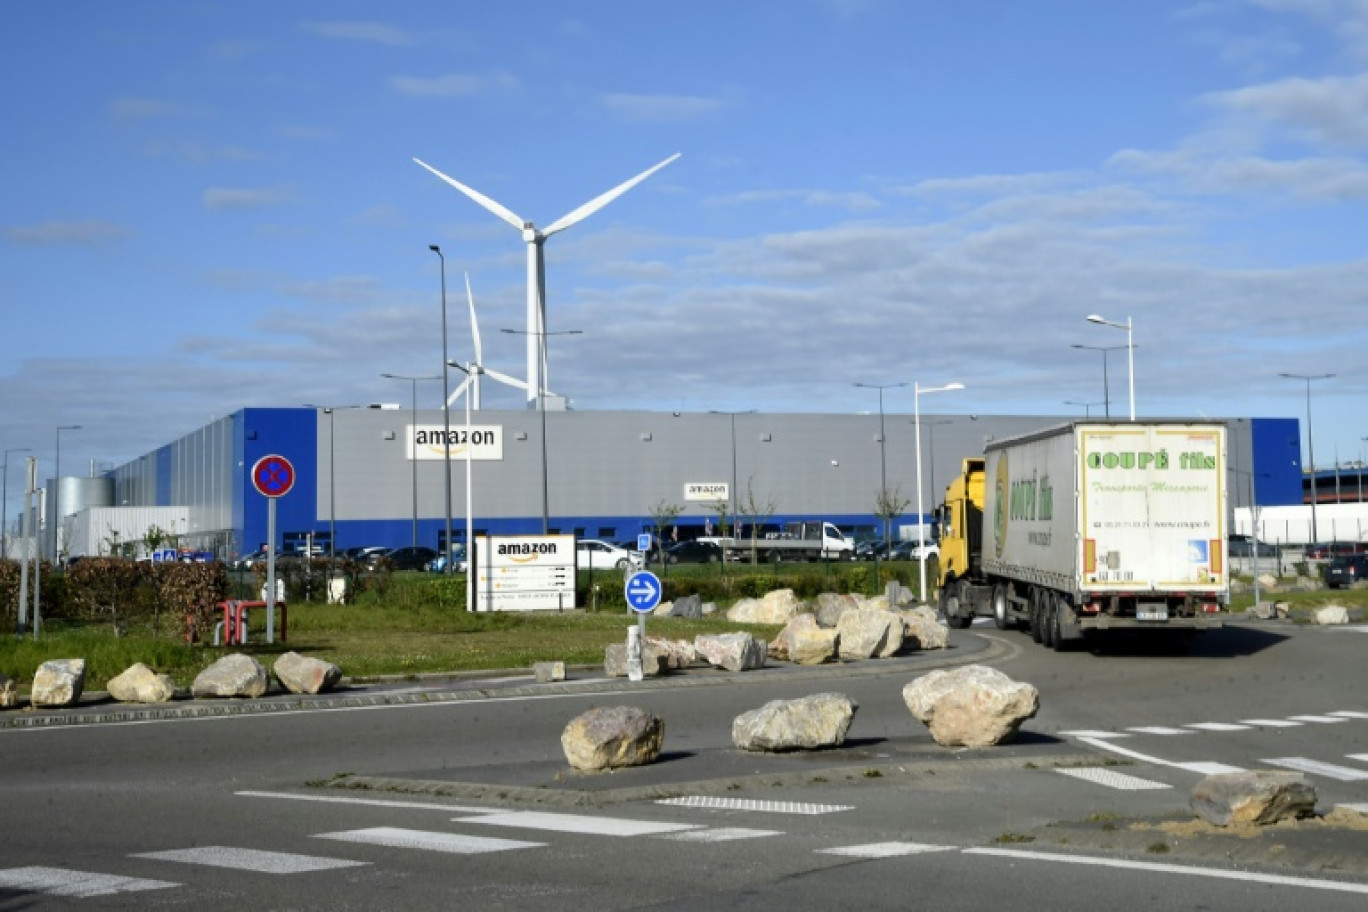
542,152,680,237
413,158,526,231
481,367,527,391
446,374,474,408
464,272,483,364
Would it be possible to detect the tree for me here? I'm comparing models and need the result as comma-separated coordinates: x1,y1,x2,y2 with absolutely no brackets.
873,483,912,551
646,499,683,569
737,478,778,565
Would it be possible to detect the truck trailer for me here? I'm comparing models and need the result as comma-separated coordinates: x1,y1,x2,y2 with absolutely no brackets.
937,422,1227,649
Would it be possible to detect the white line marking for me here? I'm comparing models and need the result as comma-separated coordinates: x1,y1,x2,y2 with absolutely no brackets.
1185,722,1250,732
1348,754,1368,763
1058,730,1128,739
1286,715,1348,724
656,796,854,814
1330,710,1368,719
455,811,701,837
133,846,367,874
1262,758,1368,781
0,866,179,898
1240,719,1304,728
1056,768,1172,790
819,842,958,858
315,827,543,854
657,827,783,842
1125,727,1191,735
1340,803,1368,814
965,847,1368,896
1076,736,1243,776
236,789,492,814
1177,761,1246,775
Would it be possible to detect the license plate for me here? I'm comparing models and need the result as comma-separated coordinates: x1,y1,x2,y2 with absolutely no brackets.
1137,606,1168,621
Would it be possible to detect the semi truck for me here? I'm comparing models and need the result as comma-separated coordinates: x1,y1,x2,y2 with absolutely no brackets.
714,520,855,563
936,421,1227,649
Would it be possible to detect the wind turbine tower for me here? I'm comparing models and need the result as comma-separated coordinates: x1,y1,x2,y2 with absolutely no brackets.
414,153,680,408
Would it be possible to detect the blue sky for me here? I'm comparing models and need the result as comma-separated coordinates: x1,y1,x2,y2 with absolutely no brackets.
3,0,1367,484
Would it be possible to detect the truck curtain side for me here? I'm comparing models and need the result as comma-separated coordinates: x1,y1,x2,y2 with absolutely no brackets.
938,422,1227,650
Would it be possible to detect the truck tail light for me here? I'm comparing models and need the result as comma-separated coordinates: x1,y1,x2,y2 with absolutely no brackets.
1081,600,1101,615
1201,601,1220,613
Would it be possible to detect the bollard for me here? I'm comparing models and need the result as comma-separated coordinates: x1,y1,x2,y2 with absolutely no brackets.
626,625,644,682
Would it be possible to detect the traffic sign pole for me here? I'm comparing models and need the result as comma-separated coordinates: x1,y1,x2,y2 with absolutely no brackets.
265,498,277,644
251,453,295,646
623,571,663,682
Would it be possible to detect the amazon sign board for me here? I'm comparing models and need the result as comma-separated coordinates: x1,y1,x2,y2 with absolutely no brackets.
473,534,575,611
684,482,728,503
407,424,504,461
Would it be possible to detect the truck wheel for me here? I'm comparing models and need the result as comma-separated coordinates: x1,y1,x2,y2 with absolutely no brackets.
940,580,971,629
1040,593,1058,649
993,585,1013,631
1050,600,1071,652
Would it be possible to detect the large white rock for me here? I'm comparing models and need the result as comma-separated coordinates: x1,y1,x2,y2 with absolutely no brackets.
789,627,840,665
561,706,664,771
815,592,860,628
192,653,269,698
900,606,949,650
107,662,178,703
645,636,697,669
1313,605,1349,625
31,659,86,708
273,652,342,694
604,642,668,677
769,613,821,661
837,608,903,659
726,589,803,625
1190,771,1317,826
732,693,858,752
902,665,1039,747
694,632,767,671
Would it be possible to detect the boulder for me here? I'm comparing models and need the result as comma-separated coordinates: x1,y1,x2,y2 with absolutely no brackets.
534,661,566,683
1190,771,1317,826
561,706,664,771
31,659,86,708
815,592,859,628
902,665,1039,748
862,594,893,612
694,632,767,671
1313,605,1349,625
885,580,914,608
662,593,703,619
732,693,858,752
604,642,668,677
1274,601,1292,619
1247,602,1276,620
900,606,949,650
769,613,821,661
789,627,840,665
107,662,177,703
645,636,697,670
273,652,342,694
0,672,18,709
837,608,903,659
1257,573,1278,589
726,589,802,625
192,653,269,699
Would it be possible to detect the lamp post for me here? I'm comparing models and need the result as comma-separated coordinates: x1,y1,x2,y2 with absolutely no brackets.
53,425,81,561
854,381,907,551
1084,315,1134,420
2,446,31,560
447,359,484,611
1280,372,1334,544
1069,343,1132,419
430,245,455,566
710,410,756,537
303,406,356,560
501,328,582,534
382,373,441,547
915,382,964,604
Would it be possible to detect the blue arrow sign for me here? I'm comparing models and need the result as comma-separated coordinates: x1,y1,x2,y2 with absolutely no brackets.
624,570,662,613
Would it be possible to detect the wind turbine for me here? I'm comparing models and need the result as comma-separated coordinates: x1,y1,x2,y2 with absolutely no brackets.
414,152,681,408
448,271,533,410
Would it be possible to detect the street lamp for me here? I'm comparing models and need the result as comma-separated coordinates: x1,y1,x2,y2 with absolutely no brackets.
1084,315,1134,421
501,328,582,534
1063,400,1106,418
430,245,454,566
447,359,484,611
710,410,756,538
915,382,964,604
1280,372,1334,544
2,446,31,560
54,425,81,561
303,406,357,560
382,373,441,547
1069,343,1134,419
854,381,907,550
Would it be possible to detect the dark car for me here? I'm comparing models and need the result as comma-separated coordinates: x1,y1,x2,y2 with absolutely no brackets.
1324,554,1368,589
1305,541,1365,560
1227,535,1278,558
855,540,890,561
374,546,439,571
664,540,725,564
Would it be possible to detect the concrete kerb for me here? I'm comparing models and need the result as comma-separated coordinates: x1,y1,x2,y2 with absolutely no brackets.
0,631,1006,730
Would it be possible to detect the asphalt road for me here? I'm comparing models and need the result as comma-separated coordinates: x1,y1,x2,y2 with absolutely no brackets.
3,618,1367,910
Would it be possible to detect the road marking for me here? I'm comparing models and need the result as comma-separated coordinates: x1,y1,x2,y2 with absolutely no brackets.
1056,768,1171,790
133,846,367,874
1341,803,1368,814
236,789,492,814
1058,730,1127,739
1185,722,1250,732
1286,715,1348,724
656,796,854,815
657,827,783,842
1262,758,1368,781
1330,710,1368,719
1125,726,1191,735
964,848,1368,896
1076,737,1243,776
315,827,544,854
455,811,701,837
0,866,179,898
1240,719,1304,728
818,842,957,858
1349,754,1368,763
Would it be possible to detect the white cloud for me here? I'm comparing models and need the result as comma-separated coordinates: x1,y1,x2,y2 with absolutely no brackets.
301,20,414,46
4,219,129,246
141,139,261,163
1202,72,1368,146
712,188,882,213
600,92,727,122
202,186,294,210
1110,146,1368,198
390,72,519,97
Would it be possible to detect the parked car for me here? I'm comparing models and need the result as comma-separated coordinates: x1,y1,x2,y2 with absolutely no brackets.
426,544,468,574
855,540,890,561
1305,541,1366,560
576,539,642,571
889,540,939,561
1228,535,1278,558
373,546,439,571
340,545,388,563
663,540,726,564
232,549,269,570
1324,554,1368,589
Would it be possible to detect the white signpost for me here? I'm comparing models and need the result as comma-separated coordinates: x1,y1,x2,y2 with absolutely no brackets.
250,454,295,644
473,534,576,611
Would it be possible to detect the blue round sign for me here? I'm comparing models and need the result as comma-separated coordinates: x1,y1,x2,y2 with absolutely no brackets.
624,570,662,613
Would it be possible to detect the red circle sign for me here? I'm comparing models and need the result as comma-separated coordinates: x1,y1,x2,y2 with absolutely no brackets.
251,454,296,498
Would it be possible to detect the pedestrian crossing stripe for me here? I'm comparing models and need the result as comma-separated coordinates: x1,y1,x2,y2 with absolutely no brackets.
1056,768,1172,790
315,827,545,854
657,796,854,814
454,810,701,837
1126,726,1191,735
1286,715,1348,724
1262,757,1368,781
817,842,957,858
0,866,178,898
1185,722,1250,732
1240,719,1304,727
134,846,369,874
657,827,784,842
